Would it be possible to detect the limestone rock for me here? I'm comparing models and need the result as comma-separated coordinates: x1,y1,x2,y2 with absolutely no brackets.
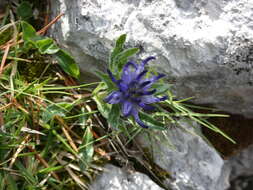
89,164,163,190
137,120,230,190
228,144,253,180
226,144,253,190
50,0,253,117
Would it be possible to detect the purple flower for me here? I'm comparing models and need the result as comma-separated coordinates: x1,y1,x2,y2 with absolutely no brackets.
104,56,167,128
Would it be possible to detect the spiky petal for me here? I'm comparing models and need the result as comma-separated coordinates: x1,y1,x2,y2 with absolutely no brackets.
104,56,167,128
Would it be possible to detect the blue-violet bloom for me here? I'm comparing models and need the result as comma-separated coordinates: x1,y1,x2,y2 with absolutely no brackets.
104,56,167,128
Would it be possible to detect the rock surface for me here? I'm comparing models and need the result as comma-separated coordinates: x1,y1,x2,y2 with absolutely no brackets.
227,144,253,181
50,0,253,117
226,144,253,190
88,120,253,190
89,164,163,190
137,120,230,190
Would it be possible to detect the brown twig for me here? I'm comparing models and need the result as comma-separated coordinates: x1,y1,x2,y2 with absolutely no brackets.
4,94,29,114
9,135,30,169
37,13,64,35
0,103,12,111
0,13,64,50
55,116,79,153
0,43,10,76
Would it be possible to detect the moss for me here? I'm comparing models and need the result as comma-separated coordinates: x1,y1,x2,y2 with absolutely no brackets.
17,52,53,82
0,27,13,46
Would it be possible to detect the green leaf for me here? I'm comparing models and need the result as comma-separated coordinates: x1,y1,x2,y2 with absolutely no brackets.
109,34,126,69
42,102,73,123
115,34,127,51
17,1,33,20
0,173,5,190
108,104,121,129
94,71,116,90
36,38,60,54
93,93,111,118
79,126,94,170
15,161,38,185
6,174,18,190
38,165,64,174
21,21,37,42
152,82,171,95
55,49,80,78
139,112,166,130
113,48,139,72
92,82,107,95
22,41,37,52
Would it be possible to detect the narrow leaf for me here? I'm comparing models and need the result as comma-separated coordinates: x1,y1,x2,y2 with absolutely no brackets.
93,93,111,118
113,48,139,71
15,161,37,185
94,71,116,90
38,166,64,174
152,82,171,95
79,126,94,170
109,34,126,69
108,104,121,129
139,112,166,130
6,175,18,190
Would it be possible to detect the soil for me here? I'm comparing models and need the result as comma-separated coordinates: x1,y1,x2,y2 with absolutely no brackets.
202,112,253,159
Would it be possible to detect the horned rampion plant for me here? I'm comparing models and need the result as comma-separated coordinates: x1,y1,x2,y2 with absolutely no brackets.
0,3,234,189
94,34,235,144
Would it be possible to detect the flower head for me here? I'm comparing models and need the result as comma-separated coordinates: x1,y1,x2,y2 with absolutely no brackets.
104,56,167,128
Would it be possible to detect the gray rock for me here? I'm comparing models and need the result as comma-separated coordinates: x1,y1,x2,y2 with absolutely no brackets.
50,0,253,117
89,164,163,190
225,144,253,190
228,175,253,190
90,121,253,190
227,144,253,181
137,120,230,190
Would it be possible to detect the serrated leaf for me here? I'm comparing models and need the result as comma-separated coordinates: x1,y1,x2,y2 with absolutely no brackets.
79,126,94,170
108,104,121,129
36,38,60,54
55,49,80,78
17,1,33,20
139,112,166,130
